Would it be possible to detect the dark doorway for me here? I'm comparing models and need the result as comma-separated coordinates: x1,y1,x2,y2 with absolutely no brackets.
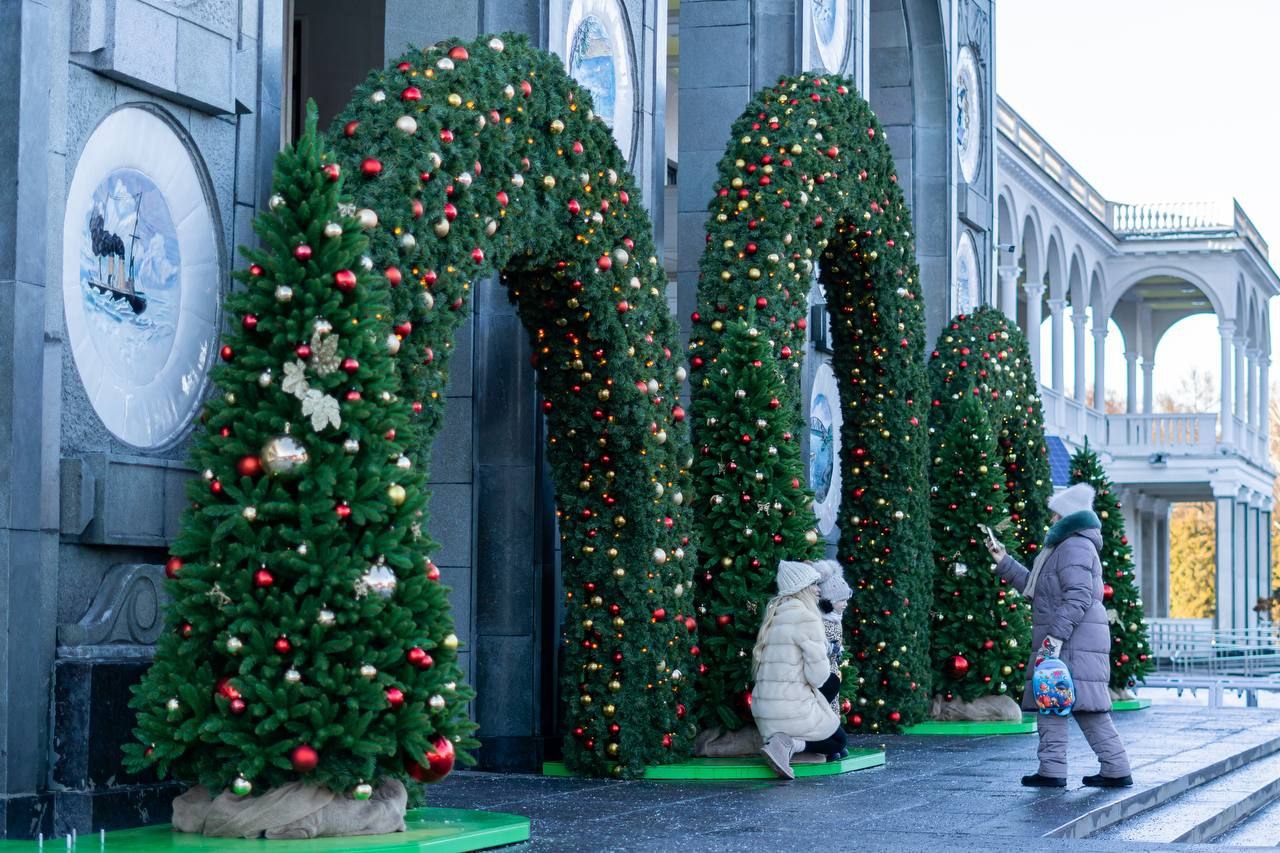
286,0,387,141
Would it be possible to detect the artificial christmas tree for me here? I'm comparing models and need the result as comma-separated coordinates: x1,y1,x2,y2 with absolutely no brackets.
1068,441,1153,694
688,74,934,732
124,109,474,820
930,308,1053,564
692,316,827,732
929,394,1031,714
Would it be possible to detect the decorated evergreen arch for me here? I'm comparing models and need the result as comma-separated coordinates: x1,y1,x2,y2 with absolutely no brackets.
323,34,697,777
928,307,1053,563
689,74,934,732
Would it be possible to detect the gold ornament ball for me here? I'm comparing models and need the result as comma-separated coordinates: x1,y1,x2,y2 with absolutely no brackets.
443,633,459,650
608,679,622,693
550,119,565,134
606,743,620,757
603,703,616,717
387,484,407,505
1001,665,1013,676
261,435,309,478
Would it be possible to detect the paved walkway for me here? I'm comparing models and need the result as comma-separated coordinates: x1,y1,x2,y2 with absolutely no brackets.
426,705,1280,851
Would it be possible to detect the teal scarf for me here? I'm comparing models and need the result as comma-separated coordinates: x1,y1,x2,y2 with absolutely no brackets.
1024,510,1101,600
1044,510,1101,548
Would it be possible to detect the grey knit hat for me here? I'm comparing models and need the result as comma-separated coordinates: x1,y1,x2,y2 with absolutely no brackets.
776,560,822,596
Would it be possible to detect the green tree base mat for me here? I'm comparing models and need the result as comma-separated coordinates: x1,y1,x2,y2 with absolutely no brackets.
0,808,529,852
1112,697,1152,711
543,747,885,780
901,714,1039,735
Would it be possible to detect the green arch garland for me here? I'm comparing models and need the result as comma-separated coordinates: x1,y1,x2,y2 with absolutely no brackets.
928,307,1053,563
688,74,934,732
325,34,696,777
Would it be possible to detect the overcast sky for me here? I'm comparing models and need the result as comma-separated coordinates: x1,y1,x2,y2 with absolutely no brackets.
996,0,1280,407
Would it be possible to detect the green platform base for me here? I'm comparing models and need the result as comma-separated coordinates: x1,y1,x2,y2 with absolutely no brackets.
1112,697,1153,711
543,747,885,780
902,714,1039,736
0,808,529,852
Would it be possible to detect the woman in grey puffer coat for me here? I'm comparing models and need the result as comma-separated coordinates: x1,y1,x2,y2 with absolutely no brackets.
986,482,1133,789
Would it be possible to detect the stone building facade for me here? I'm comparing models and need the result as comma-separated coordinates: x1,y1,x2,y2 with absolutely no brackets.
0,0,992,837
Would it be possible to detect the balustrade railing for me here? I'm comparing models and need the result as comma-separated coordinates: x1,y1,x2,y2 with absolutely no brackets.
1106,412,1216,452
1145,619,1280,678
1108,201,1234,236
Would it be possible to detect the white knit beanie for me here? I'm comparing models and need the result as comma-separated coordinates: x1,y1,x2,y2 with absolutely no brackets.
776,560,822,596
1048,482,1096,518
814,559,852,603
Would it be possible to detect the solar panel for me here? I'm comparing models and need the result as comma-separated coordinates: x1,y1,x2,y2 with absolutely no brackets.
1044,435,1073,486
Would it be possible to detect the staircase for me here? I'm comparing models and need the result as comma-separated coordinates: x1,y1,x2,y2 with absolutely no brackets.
1043,728,1280,845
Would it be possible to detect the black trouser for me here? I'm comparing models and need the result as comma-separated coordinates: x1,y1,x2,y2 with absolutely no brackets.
804,673,848,754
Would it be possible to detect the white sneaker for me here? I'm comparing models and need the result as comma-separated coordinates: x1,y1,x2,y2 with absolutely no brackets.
760,734,796,780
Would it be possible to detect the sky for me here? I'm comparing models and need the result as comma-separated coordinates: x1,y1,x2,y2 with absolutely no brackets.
995,0,1280,409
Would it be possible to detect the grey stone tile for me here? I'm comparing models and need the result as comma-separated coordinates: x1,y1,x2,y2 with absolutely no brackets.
176,19,233,113
428,397,473,484
681,0,751,28
474,635,536,736
427,483,472,567
108,0,178,92
474,464,536,636
679,85,750,153
438,563,473,645
869,46,912,89
680,25,749,88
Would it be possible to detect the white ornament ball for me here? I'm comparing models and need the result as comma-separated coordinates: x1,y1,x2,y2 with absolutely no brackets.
285,669,302,684
370,89,386,104
360,664,377,679
488,36,505,51
268,194,285,210
257,371,272,388
395,115,418,134
356,208,378,230
242,506,257,522
226,637,243,654
317,609,336,626
420,291,435,311
653,548,667,565
343,438,360,454
275,284,294,303
324,222,343,239
399,233,416,251
387,334,401,355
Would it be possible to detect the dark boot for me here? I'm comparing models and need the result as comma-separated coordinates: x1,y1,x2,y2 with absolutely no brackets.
1021,773,1067,788
1082,773,1133,788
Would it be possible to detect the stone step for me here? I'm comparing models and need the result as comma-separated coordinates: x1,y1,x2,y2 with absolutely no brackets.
1044,729,1280,838
1087,748,1280,843
1212,793,1280,847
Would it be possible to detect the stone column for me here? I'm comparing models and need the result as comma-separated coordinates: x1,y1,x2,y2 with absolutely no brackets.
1141,358,1155,414
1092,323,1107,413
997,263,1020,323
1235,494,1250,629
1154,500,1171,619
1124,351,1139,414
1072,309,1088,403
1219,322,1235,444
1138,496,1156,609
1264,498,1274,609
1248,349,1261,432
1048,298,1066,394
1248,493,1263,628
0,0,58,836
1212,482,1239,630
1025,281,1045,380
1262,358,1271,443
1235,336,1247,423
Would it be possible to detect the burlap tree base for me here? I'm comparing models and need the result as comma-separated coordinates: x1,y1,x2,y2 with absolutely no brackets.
929,694,1023,723
173,780,407,839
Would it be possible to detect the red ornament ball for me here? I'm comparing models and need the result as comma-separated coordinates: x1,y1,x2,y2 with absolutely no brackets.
333,269,357,293
1103,583,1115,601
295,343,312,359
401,85,422,102
322,163,340,182
888,710,901,724
406,737,454,784
335,503,352,521
945,655,970,680
165,556,183,579
343,120,359,137
229,698,246,715
253,568,274,589
241,314,258,331
360,158,382,177
386,687,405,708
236,455,263,479
293,244,312,261
448,45,469,61
274,636,292,654
219,345,234,362
385,266,403,286
290,744,319,773
471,247,485,263
341,357,359,375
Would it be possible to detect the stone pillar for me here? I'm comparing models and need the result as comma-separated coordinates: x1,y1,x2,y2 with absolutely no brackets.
1212,482,1238,630
1048,298,1066,394
1138,496,1156,610
1248,349,1261,432
1154,500,1171,619
1141,358,1156,414
1025,282,1045,380
1124,351,1139,414
0,0,58,837
997,263,1020,323
1262,358,1271,443
1235,336,1247,423
1072,309,1088,404
1219,322,1235,444
1248,494,1263,628
1264,498,1274,610
1092,324,1107,414
1235,494,1250,629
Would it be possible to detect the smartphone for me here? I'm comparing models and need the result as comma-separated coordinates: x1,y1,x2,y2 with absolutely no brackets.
977,524,998,549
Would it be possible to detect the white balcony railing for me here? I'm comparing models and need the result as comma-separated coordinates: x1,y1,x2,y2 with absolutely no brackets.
1106,412,1217,453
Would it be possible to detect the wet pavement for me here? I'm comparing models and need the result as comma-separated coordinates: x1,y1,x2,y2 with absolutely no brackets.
425,704,1280,851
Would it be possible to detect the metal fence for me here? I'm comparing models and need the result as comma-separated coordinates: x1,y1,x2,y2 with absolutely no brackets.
1142,618,1280,706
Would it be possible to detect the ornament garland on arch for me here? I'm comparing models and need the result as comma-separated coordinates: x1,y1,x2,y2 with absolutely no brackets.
928,307,1053,564
688,74,934,732
324,34,696,778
